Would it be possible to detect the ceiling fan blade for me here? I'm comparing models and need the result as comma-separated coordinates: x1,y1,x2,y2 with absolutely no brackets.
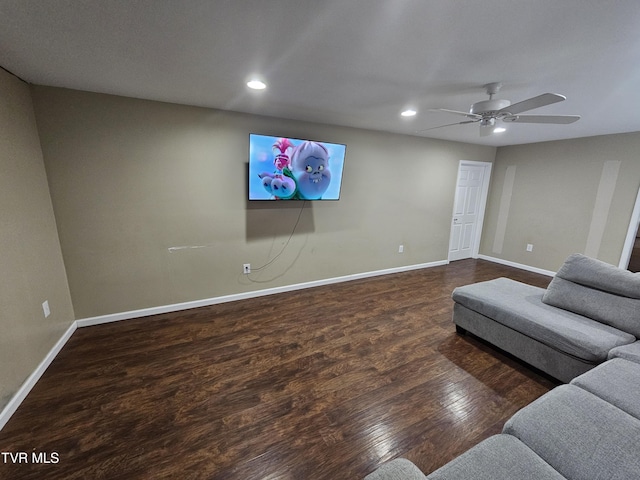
503,114,581,124
498,93,566,115
417,119,478,132
429,108,481,119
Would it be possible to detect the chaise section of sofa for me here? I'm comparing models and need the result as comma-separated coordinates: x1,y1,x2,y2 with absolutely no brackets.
451,254,640,382
452,277,633,381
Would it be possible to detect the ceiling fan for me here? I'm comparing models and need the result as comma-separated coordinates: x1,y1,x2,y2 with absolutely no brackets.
423,82,580,136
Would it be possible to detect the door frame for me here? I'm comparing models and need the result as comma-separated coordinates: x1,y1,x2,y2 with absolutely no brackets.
448,160,493,262
619,185,640,269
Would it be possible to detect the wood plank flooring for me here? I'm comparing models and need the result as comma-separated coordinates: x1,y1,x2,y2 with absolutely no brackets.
0,259,557,479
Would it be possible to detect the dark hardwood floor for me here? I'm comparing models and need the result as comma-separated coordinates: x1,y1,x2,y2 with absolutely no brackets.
0,259,557,479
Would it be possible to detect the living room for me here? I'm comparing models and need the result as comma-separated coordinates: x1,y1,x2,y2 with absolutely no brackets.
1,1,640,478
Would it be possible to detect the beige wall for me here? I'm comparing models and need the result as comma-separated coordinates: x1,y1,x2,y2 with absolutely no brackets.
0,71,74,409
481,133,640,271
31,86,497,319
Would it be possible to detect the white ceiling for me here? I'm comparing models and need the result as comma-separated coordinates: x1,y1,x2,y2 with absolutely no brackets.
1,0,640,147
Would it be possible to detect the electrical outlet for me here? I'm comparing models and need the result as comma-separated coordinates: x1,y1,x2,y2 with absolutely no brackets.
42,300,51,318
526,244,534,252
243,263,251,274
398,245,404,253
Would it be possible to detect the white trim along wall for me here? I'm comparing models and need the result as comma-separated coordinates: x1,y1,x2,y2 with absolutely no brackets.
0,323,77,431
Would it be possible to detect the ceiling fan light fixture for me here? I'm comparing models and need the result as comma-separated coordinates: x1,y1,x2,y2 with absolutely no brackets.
480,117,496,127
401,109,417,117
493,127,506,133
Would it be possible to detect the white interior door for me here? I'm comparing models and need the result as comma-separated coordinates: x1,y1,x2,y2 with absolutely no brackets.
448,162,491,261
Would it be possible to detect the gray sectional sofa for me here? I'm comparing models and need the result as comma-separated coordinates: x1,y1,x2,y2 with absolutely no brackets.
451,253,640,382
365,355,640,480
365,254,640,479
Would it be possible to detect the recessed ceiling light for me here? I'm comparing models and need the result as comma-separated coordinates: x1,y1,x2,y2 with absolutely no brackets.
401,109,417,117
493,127,506,133
247,79,267,90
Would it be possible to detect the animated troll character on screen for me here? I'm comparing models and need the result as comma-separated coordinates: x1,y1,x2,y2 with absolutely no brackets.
290,140,331,200
258,137,297,199
259,138,331,200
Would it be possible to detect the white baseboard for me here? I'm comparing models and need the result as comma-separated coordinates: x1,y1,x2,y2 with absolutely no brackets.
77,260,449,327
0,321,77,431
477,254,556,277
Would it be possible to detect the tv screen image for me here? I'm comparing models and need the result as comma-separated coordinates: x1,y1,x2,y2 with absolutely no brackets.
249,134,346,200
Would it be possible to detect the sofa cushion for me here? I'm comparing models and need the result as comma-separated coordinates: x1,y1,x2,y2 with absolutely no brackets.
542,254,640,336
425,434,565,480
452,278,635,362
551,253,640,298
608,340,640,363
570,358,640,420
543,277,640,337
503,384,640,480
365,458,427,480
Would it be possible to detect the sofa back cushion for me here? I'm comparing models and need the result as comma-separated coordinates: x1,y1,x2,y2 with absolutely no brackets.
553,253,640,298
542,253,640,337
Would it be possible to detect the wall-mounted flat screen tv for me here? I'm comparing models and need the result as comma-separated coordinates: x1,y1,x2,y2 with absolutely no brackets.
249,133,346,200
